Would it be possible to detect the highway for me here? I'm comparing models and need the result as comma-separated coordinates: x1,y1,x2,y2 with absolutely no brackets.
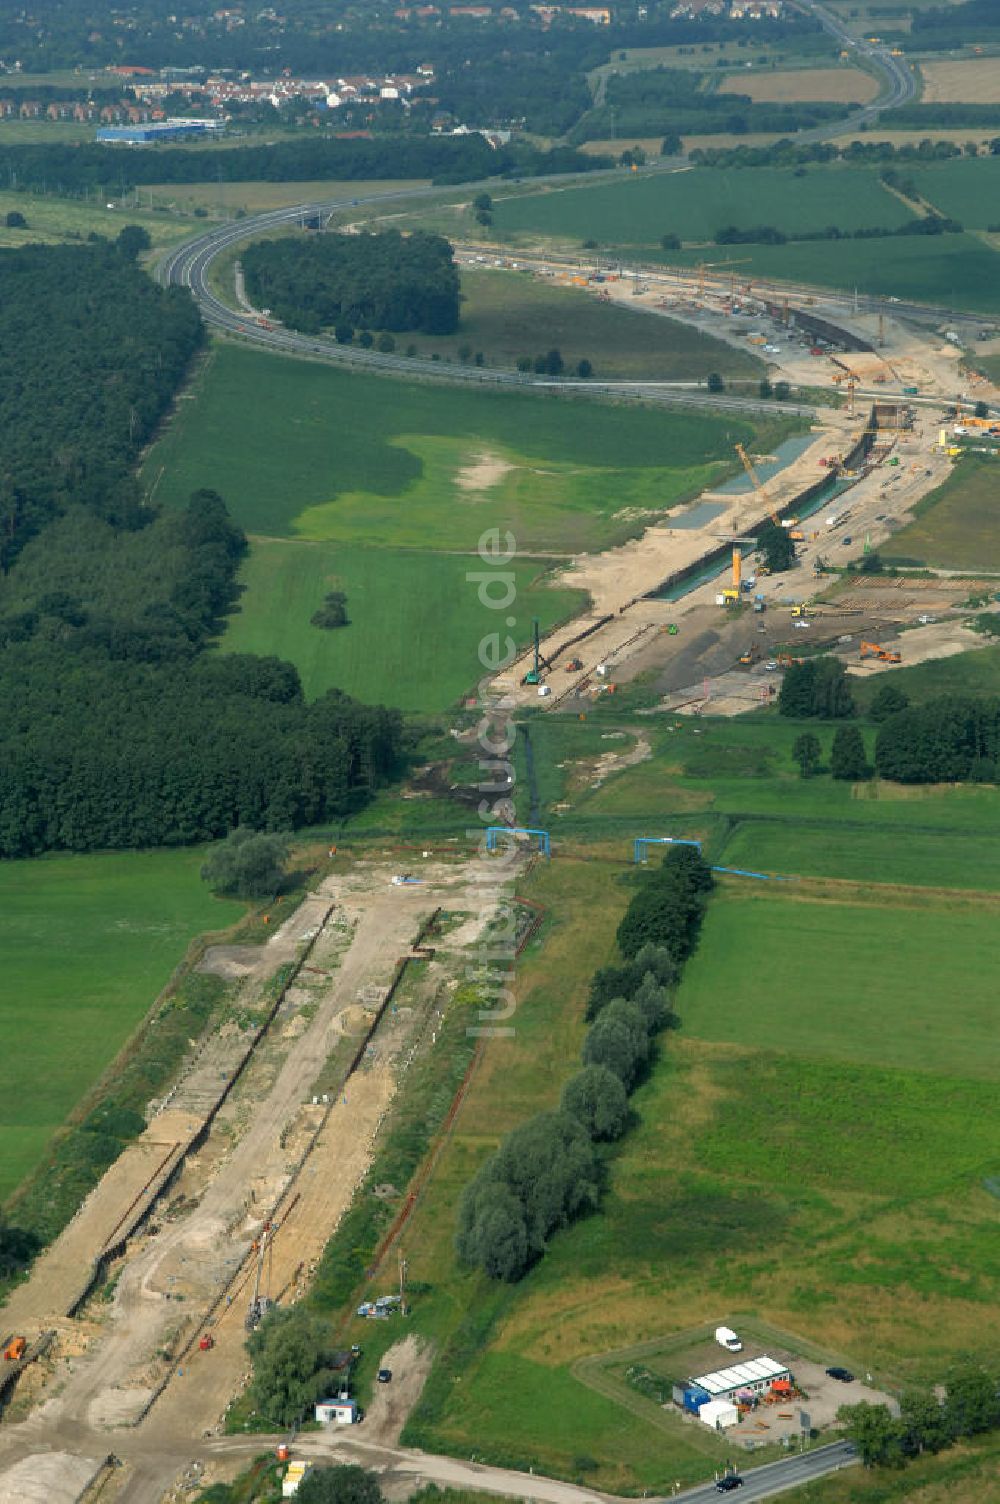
673,1441,858,1502
157,189,815,419
793,0,917,138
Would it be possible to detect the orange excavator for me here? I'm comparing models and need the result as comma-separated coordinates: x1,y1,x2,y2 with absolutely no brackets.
860,640,901,663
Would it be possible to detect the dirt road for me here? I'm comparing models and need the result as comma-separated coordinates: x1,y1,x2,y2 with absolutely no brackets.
0,853,514,1504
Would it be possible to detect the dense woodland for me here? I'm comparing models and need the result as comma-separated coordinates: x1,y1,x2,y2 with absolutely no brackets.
0,241,402,857
243,229,460,337
874,696,1000,785
0,236,203,568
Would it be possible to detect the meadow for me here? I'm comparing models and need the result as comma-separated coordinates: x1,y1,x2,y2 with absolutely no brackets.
146,345,761,552
911,155,1000,229
494,165,912,247
0,186,198,250
221,539,586,711
327,769,1000,1493
718,66,880,104
415,268,763,383
884,456,1000,569
0,849,243,1200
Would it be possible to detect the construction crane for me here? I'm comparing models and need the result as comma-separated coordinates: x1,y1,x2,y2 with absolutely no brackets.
734,443,785,531
246,1220,275,1330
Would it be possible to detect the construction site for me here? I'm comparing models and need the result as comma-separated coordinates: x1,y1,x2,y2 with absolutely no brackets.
0,851,522,1504
465,248,999,716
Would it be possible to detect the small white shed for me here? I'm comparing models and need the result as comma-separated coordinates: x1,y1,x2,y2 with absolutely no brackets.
699,1398,740,1430
315,1397,358,1425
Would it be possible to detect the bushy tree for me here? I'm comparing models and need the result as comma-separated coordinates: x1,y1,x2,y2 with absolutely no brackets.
830,725,868,781
870,683,909,722
838,1401,906,1468
792,731,821,778
4,211,26,229
780,657,854,719
616,846,713,962
582,999,650,1090
944,1362,1000,1437
561,1065,629,1141
586,943,677,1020
455,1177,529,1281
116,224,151,259
311,590,349,630
298,1464,383,1504
707,372,725,392
757,517,795,573
201,826,290,899
630,971,671,1030
246,1307,342,1428
899,1389,954,1456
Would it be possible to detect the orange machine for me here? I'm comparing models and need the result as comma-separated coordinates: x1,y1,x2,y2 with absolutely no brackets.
860,640,902,663
3,1336,26,1362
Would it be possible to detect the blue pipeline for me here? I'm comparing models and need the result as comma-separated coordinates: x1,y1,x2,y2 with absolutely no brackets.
710,865,793,881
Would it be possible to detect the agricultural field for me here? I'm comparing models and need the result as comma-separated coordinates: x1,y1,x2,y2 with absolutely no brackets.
221,538,585,712
144,343,792,711
718,66,880,104
660,232,1000,312
0,849,243,1200
494,165,912,248
0,187,199,250
920,57,1000,104
910,155,1000,229
329,743,1000,1492
884,455,1000,569
420,268,762,382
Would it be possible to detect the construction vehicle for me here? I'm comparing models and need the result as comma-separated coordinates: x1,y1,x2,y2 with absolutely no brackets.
738,644,760,666
860,640,901,663
791,605,810,619
3,1336,26,1362
199,1333,215,1352
776,653,802,668
524,619,542,686
246,1221,275,1331
565,657,583,672
667,623,679,635
753,596,766,613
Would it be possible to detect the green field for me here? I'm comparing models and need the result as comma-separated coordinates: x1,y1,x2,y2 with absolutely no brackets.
222,539,586,711
146,345,762,552
494,165,912,245
0,187,199,251
678,886,1000,1076
0,849,243,1200
884,456,1000,568
912,156,1000,231
411,268,763,382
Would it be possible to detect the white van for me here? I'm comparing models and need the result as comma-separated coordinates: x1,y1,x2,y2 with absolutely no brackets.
715,1326,743,1353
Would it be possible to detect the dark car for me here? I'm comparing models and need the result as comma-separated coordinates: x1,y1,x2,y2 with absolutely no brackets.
377,1368,393,1384
715,1478,743,1493
826,1366,855,1383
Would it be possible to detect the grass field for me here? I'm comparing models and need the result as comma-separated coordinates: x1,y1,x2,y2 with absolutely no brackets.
884,455,1000,568
910,156,1000,229
221,539,586,711
147,177,429,216
415,268,763,382
146,344,768,553
494,166,913,247
0,850,243,1201
678,885,1000,1077
718,66,879,104
0,187,199,251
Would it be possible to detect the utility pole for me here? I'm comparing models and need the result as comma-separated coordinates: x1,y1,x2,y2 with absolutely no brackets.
399,1253,408,1315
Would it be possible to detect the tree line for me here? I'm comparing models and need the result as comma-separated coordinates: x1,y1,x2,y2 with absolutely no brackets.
689,137,981,170
0,134,610,197
714,214,963,247
243,229,460,338
455,844,713,1282
839,1363,1000,1470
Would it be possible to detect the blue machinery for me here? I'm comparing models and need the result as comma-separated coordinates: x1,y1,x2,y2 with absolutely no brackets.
485,826,552,858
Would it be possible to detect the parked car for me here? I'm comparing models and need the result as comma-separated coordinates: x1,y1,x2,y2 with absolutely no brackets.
826,1366,855,1383
377,1369,393,1384
841,536,853,546
715,1477,744,1493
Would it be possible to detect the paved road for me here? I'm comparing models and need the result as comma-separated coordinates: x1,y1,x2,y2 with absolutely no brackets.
195,1431,858,1504
792,0,916,140
156,186,815,420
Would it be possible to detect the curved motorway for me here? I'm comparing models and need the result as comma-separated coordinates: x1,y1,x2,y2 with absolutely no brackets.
157,188,815,419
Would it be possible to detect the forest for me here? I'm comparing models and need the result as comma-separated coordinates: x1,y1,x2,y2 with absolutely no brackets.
242,229,460,337
0,240,403,857
0,234,203,568
874,695,1000,784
